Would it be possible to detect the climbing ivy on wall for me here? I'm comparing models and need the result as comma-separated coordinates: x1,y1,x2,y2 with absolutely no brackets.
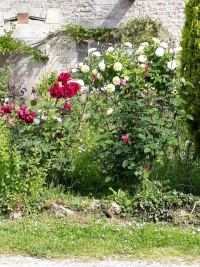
65,16,168,47
180,0,200,152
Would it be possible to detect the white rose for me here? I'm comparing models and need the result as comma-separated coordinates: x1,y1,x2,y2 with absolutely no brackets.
107,46,114,52
106,108,114,115
113,62,123,71
138,55,147,63
167,60,176,70
160,42,168,49
88,48,97,54
124,42,132,49
99,61,106,71
81,64,90,73
78,62,83,67
112,76,120,85
97,73,103,80
152,37,160,43
135,46,145,54
76,79,84,87
155,47,165,57
92,51,101,57
140,42,149,47
92,69,98,75
105,84,115,93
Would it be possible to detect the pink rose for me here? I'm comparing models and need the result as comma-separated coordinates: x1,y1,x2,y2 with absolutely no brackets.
120,79,126,86
122,134,129,143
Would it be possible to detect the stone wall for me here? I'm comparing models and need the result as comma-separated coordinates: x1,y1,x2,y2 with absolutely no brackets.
0,0,186,98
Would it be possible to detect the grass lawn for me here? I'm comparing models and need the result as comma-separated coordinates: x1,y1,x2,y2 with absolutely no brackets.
0,212,200,263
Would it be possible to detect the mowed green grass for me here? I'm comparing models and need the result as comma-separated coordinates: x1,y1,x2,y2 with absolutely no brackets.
0,214,200,262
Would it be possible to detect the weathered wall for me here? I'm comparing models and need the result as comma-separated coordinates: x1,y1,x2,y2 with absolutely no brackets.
0,0,186,98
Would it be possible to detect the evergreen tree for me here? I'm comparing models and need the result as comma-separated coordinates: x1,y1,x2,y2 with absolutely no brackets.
180,0,200,151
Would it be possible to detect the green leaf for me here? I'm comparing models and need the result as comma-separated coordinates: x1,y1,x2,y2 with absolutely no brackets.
186,114,193,120
122,160,129,168
144,147,151,153
105,176,112,183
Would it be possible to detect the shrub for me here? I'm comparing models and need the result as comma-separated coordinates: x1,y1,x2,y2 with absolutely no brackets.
180,0,200,153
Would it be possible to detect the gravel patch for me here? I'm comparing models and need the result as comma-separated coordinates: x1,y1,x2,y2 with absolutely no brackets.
0,255,199,267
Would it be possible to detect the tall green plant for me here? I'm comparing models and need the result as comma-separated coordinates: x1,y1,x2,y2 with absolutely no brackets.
180,0,200,152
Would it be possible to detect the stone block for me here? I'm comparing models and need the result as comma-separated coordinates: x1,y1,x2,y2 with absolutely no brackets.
0,12,4,26
29,8,46,20
0,1,11,9
46,9,60,24
3,10,17,21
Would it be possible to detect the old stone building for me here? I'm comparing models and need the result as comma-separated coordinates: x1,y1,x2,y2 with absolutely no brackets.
0,0,186,97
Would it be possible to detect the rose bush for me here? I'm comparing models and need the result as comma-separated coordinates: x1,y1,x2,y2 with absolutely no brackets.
73,38,192,184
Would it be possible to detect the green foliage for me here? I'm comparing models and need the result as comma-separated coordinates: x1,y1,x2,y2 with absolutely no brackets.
0,26,48,62
73,38,188,184
0,65,13,91
180,0,200,152
65,16,168,47
132,179,198,222
35,71,58,96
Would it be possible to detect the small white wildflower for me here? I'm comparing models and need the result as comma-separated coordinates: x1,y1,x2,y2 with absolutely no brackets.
138,55,147,63
155,47,165,57
81,64,90,73
41,115,47,120
99,60,106,71
54,117,62,123
192,231,196,235
124,42,132,49
112,76,120,85
33,118,40,125
71,68,77,73
105,84,115,93
113,62,123,71
106,108,114,115
37,109,42,114
167,60,176,70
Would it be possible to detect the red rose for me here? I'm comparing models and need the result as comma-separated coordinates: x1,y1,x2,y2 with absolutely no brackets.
50,83,62,99
1,105,12,114
18,106,27,120
63,102,71,110
58,72,72,82
24,112,36,124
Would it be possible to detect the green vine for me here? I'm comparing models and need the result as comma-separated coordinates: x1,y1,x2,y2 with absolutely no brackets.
65,16,169,47
0,26,48,62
